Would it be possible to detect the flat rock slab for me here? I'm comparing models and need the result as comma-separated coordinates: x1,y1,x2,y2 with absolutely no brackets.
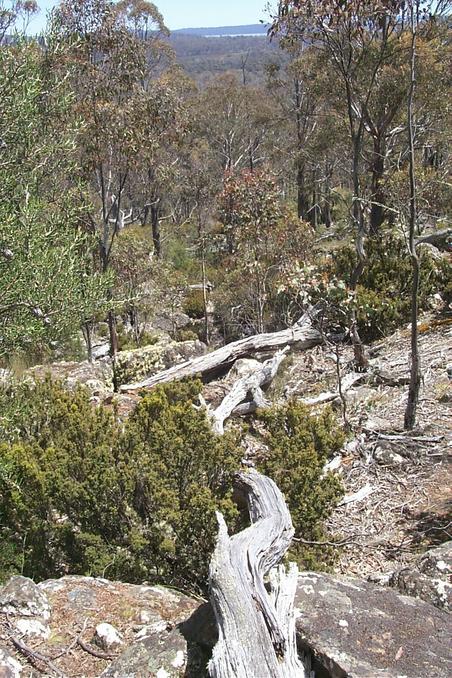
0,576,200,678
295,571,452,678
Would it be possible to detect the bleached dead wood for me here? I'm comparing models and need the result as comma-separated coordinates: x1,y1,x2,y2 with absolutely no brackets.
210,347,289,434
119,313,322,392
301,372,364,406
339,483,374,506
415,228,452,252
208,470,305,678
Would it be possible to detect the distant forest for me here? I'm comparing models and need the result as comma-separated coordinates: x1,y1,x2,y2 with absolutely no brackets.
167,33,286,84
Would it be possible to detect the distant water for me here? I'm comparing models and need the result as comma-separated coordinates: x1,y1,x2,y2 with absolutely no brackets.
205,33,266,38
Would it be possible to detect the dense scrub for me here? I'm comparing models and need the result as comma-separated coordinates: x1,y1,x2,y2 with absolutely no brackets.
293,231,451,343
0,379,345,589
257,402,345,569
332,232,451,341
0,379,240,591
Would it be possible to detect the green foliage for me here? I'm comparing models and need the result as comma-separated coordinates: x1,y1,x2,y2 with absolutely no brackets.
183,289,205,320
0,38,109,362
0,378,241,591
216,169,313,336
257,401,345,569
331,231,451,341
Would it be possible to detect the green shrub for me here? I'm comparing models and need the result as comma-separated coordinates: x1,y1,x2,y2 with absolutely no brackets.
175,328,199,342
257,401,345,570
183,289,205,320
0,378,241,592
330,231,451,341
0,378,346,588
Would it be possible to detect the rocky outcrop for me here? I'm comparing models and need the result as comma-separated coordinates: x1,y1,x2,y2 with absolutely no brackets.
114,339,207,387
0,576,201,678
1,571,451,677
295,571,452,678
0,576,51,620
389,540,452,611
0,646,22,677
24,359,114,399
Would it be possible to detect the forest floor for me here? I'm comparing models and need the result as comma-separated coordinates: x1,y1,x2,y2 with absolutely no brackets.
265,316,452,579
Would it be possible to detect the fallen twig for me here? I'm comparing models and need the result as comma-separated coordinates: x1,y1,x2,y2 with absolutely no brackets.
76,636,116,661
7,629,68,678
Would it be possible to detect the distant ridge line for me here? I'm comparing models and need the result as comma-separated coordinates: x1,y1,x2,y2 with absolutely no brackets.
172,24,268,37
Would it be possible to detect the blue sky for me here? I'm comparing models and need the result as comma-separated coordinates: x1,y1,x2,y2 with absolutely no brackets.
28,0,273,34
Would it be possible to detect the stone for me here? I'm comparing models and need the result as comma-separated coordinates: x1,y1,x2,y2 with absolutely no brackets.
115,339,207,386
374,446,407,467
24,360,114,398
390,569,452,611
92,342,110,360
0,576,51,620
0,646,22,677
100,628,198,678
417,541,452,578
390,541,452,611
93,623,124,651
14,618,50,639
150,312,191,335
294,571,452,678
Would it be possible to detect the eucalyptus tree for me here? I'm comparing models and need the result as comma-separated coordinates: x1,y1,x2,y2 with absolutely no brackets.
273,0,417,368
196,73,274,176
54,0,175,358
0,35,108,361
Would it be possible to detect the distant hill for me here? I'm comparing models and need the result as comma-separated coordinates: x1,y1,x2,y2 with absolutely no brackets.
168,32,286,85
173,24,268,37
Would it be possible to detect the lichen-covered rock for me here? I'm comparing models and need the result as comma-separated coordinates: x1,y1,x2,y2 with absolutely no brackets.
100,628,191,678
417,541,452,578
0,576,51,620
24,359,114,398
150,311,191,335
295,571,452,678
390,541,452,611
14,618,50,639
93,623,124,651
0,646,22,677
390,568,451,611
115,339,207,386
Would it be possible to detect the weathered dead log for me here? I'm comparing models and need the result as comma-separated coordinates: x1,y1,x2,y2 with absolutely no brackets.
210,347,289,434
415,228,452,252
119,313,322,392
208,470,306,678
301,371,364,406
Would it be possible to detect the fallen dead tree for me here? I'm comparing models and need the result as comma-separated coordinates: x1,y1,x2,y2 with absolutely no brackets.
208,469,305,678
119,313,322,392
209,347,289,434
301,371,364,406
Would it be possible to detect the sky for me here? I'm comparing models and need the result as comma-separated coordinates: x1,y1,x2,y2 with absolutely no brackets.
27,0,273,34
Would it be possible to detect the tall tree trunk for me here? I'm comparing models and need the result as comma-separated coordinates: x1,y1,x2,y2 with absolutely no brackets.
296,161,309,219
294,78,309,221
83,321,93,363
350,135,368,370
100,238,119,367
151,202,161,259
369,135,386,235
404,2,421,431
323,160,332,228
201,247,210,345
141,203,150,227
108,309,118,359
309,166,319,229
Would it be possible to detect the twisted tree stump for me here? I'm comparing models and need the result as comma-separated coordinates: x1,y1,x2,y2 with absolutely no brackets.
210,346,289,434
208,470,306,678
